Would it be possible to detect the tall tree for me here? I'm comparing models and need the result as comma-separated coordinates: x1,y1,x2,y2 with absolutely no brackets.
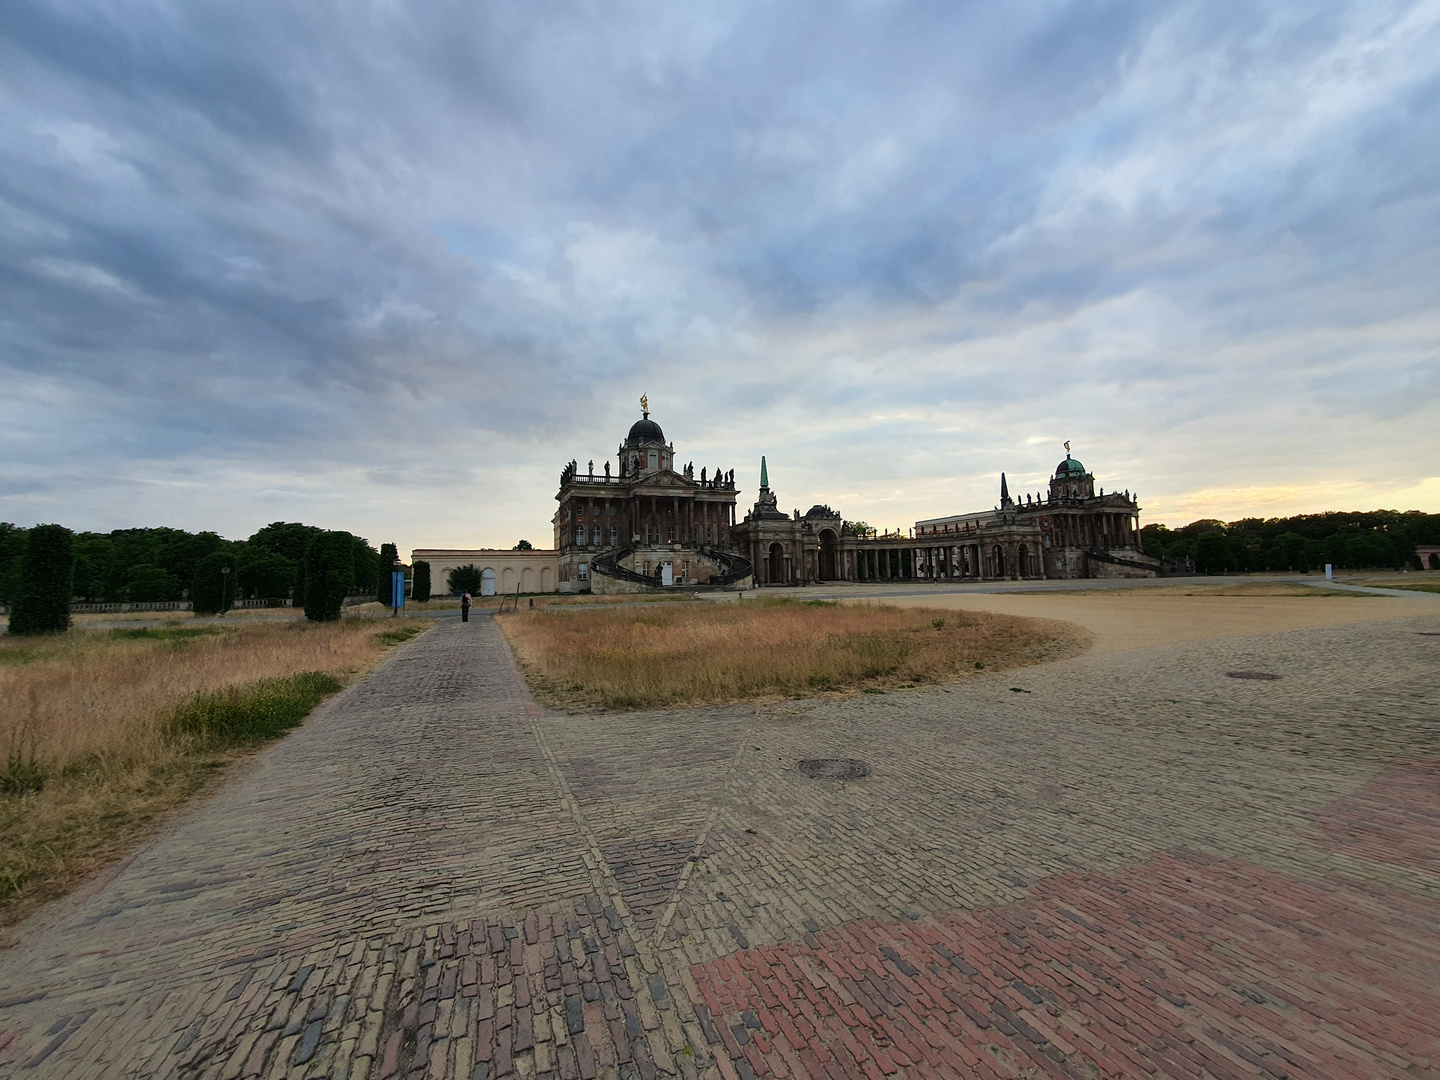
233,544,297,599
191,549,239,615
376,543,399,606
8,524,75,635
124,564,183,602
249,522,321,600
304,532,355,621
411,561,431,603
0,523,29,604
351,536,380,597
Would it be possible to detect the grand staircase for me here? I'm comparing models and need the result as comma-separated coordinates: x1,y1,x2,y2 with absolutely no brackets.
1083,548,1167,574
589,546,753,590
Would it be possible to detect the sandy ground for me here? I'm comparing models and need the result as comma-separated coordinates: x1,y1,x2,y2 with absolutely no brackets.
839,584,1440,655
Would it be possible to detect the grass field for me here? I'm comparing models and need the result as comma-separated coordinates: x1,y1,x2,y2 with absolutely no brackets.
499,597,1080,710
0,618,427,926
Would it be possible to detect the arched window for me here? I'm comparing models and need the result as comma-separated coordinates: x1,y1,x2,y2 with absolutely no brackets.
575,528,585,546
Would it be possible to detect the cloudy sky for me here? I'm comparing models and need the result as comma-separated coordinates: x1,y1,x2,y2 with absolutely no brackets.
3,1,1437,554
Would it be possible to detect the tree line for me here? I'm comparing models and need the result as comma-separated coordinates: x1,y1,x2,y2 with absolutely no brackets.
0,521,387,606
0,522,423,633
1140,510,1440,575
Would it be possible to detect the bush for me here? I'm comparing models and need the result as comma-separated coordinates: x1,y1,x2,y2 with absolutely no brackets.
304,531,355,621
376,543,399,607
166,672,342,744
412,560,431,603
447,564,482,596
8,524,75,635
190,551,238,615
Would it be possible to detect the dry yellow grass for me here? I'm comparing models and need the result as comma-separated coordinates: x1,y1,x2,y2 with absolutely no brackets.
2,620,397,768
499,597,1080,710
0,618,427,928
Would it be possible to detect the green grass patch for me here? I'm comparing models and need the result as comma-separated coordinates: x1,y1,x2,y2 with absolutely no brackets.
0,755,46,796
1385,582,1440,594
375,624,426,646
166,672,342,745
109,624,222,641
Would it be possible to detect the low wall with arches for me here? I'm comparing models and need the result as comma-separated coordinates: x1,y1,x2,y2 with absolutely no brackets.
410,548,560,597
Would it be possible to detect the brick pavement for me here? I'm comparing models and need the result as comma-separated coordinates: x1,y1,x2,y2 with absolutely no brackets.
0,609,1437,1078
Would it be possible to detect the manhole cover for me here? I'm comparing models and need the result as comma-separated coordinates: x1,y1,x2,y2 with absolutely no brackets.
798,758,870,780
1226,671,1281,680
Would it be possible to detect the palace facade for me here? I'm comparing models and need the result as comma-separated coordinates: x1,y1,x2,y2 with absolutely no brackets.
733,451,1156,587
412,402,1165,595
910,455,1154,581
552,402,750,593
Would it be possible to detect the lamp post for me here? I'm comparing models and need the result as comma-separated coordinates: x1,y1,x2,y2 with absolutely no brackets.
220,566,231,616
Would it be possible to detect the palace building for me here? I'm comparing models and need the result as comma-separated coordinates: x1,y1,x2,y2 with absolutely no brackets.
911,451,1154,581
734,451,1156,586
552,398,750,593
414,401,1164,594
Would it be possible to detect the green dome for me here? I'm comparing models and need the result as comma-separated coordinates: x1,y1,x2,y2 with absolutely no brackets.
1055,456,1086,478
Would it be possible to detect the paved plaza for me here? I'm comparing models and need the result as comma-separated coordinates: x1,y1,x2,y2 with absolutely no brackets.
1,600,1438,1078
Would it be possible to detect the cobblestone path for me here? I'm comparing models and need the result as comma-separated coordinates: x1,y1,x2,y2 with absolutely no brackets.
1,610,1438,1078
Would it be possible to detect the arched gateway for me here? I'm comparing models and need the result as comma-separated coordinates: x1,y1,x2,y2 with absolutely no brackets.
819,529,838,580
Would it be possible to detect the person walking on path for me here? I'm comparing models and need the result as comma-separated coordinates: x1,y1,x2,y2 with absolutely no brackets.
461,590,471,622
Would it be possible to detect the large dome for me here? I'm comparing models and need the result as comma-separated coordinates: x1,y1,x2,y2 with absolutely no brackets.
1055,455,1087,478
627,416,665,443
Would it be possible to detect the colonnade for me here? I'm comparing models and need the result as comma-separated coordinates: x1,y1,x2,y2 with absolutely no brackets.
1049,512,1137,550
565,493,736,552
849,542,1029,582
911,543,1040,581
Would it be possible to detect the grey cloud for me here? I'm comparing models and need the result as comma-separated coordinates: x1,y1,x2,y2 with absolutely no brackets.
0,0,1436,544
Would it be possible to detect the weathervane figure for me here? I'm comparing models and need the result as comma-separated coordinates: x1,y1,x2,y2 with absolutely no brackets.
640,393,649,417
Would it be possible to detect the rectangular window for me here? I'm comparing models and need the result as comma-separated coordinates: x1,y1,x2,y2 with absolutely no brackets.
575,529,585,546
